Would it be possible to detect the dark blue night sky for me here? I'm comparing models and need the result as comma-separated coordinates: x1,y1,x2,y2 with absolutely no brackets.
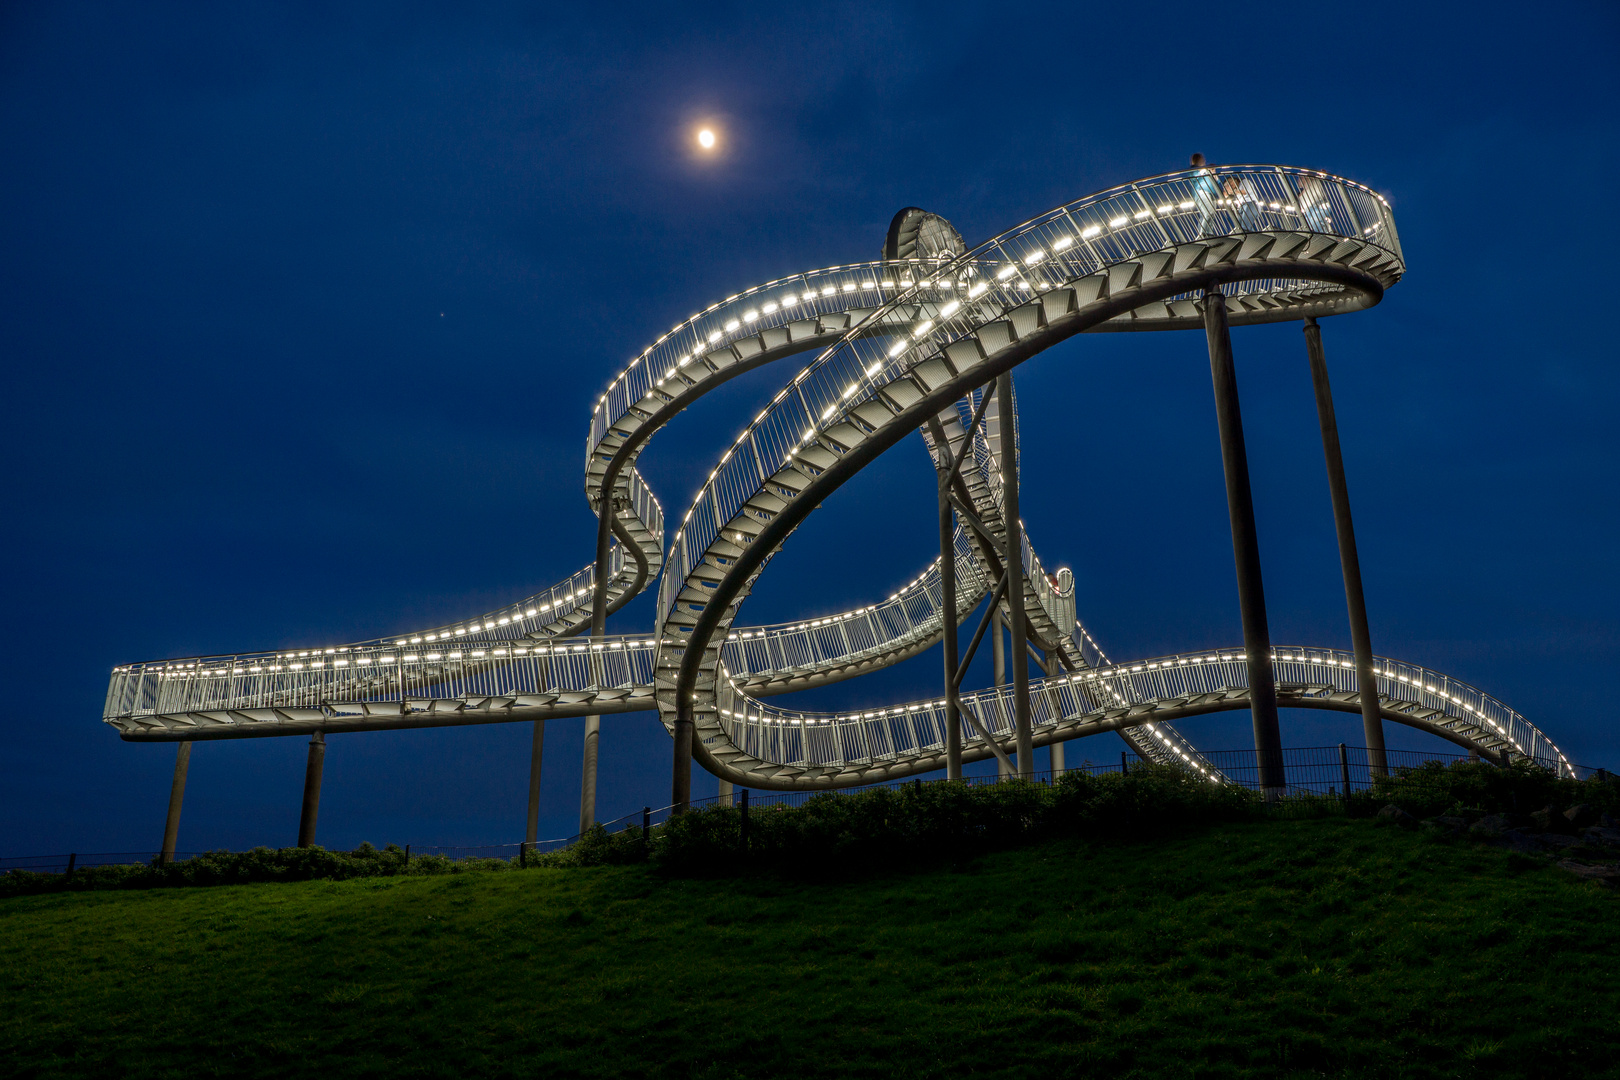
3,3,1617,855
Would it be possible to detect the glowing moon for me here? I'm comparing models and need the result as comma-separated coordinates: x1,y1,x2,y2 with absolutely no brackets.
697,128,716,150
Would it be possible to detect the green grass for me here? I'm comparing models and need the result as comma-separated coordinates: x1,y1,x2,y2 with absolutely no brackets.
2,818,1616,1079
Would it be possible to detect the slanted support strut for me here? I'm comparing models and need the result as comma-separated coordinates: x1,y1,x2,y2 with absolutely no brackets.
997,373,1034,778
297,731,326,848
1305,317,1388,778
159,740,191,866
1203,288,1285,795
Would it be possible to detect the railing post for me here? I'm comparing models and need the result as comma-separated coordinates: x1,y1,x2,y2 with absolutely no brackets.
1339,743,1352,806
159,740,192,866
997,373,1034,777
297,731,326,848
1306,317,1389,778
1204,287,1285,797
1121,750,1129,777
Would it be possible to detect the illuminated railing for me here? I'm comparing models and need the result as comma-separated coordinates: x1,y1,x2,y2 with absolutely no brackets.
105,634,661,728
714,647,1570,779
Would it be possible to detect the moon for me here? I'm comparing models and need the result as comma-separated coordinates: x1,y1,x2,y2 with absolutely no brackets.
697,128,716,150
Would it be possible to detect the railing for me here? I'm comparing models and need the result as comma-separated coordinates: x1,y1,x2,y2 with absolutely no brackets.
107,634,661,730
589,260,921,457
715,646,1571,778
718,526,989,685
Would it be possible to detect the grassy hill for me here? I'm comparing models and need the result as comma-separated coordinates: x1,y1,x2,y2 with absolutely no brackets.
2,817,1617,1079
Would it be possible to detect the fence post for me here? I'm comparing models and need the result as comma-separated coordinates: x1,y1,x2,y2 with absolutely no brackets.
642,806,651,846
1339,743,1352,807
740,789,750,855
404,844,410,865
1121,751,1129,776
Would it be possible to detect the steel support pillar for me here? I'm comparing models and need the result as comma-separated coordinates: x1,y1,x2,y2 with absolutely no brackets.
1203,288,1285,795
579,714,600,835
672,719,693,813
524,719,546,845
1041,655,1066,776
1304,317,1388,778
992,609,1010,777
997,373,1034,778
159,740,191,865
718,779,734,807
297,731,326,848
938,474,963,780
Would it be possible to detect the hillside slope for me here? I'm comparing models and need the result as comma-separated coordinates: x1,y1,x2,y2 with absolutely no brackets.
2,819,1616,1079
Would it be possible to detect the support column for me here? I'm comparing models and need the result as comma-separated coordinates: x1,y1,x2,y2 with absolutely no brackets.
297,731,326,848
1305,317,1389,778
718,779,734,807
997,373,1034,778
524,719,546,845
1042,655,1066,776
578,714,600,835
993,609,1010,778
672,718,693,813
159,740,191,865
939,476,963,780
1204,288,1285,795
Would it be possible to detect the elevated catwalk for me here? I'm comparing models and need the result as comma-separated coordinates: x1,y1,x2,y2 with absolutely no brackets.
104,165,1574,812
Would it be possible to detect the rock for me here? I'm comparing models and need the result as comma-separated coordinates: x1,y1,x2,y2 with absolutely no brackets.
1565,804,1599,830
1558,860,1620,887
1377,804,1420,829
1601,812,1617,830
1531,833,1585,851
1425,816,1468,835
1531,806,1575,834
1583,826,1620,847
1470,814,1514,837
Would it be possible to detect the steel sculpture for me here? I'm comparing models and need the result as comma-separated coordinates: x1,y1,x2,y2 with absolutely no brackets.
103,165,1576,852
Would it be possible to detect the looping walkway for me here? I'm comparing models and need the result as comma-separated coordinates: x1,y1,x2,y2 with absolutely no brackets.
103,164,1576,789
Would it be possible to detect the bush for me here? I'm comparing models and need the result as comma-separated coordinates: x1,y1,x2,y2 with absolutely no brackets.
1351,760,1620,821
0,842,519,900
652,766,1266,875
